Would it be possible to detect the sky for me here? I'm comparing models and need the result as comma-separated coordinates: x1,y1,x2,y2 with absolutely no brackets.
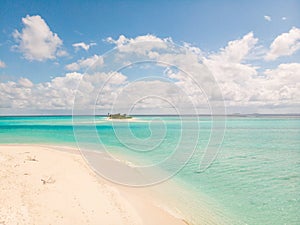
0,0,299,114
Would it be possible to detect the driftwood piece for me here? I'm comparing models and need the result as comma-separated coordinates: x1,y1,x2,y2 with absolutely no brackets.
26,155,38,162
41,176,55,184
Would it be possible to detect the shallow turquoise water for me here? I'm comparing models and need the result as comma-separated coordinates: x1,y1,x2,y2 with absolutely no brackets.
0,115,299,224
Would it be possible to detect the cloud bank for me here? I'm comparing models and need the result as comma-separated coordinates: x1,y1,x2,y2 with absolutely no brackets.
2,30,300,114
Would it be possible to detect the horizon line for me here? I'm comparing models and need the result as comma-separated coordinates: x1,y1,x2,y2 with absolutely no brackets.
0,113,300,117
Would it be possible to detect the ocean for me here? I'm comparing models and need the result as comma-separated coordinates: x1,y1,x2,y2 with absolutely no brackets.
0,115,299,224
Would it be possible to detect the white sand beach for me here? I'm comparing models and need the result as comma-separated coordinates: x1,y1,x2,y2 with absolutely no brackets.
104,117,146,123
0,145,187,225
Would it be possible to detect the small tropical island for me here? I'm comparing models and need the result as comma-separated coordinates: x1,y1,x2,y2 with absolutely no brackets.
107,113,132,119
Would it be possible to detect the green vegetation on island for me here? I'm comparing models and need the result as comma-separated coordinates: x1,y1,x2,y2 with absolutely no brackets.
107,113,132,119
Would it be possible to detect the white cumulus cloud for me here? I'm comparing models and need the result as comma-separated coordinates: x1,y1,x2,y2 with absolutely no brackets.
72,42,96,51
265,27,300,61
18,78,33,88
203,33,259,104
65,55,104,71
209,32,258,63
106,34,170,55
12,15,66,61
264,15,272,22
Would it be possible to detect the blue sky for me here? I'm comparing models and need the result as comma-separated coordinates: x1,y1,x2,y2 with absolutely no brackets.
0,0,299,114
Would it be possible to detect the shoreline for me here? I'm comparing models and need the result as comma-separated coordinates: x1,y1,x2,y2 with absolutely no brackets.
104,117,148,123
0,144,188,225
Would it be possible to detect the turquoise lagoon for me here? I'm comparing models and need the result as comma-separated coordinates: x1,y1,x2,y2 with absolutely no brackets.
0,115,299,224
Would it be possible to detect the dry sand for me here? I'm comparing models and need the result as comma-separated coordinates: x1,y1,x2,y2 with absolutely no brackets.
0,144,187,225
